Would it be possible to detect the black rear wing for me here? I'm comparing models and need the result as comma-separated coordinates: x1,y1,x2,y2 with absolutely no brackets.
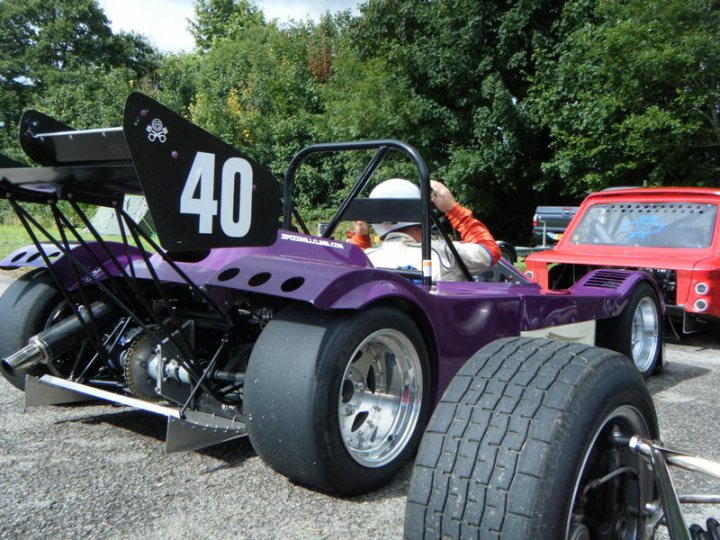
1,93,472,285
0,93,282,251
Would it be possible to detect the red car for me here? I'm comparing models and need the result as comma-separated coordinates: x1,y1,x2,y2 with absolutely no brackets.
526,187,720,337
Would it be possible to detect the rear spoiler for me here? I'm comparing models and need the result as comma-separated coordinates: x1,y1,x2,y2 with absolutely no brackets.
0,93,282,251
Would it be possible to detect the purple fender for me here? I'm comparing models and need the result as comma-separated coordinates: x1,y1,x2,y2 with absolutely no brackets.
0,242,146,290
127,230,430,309
520,269,666,331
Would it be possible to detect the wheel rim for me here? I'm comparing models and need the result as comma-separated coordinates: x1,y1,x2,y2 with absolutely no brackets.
631,297,659,373
338,329,423,468
566,405,654,539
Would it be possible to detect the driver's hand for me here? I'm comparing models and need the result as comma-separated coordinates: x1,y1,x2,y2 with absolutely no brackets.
430,180,457,213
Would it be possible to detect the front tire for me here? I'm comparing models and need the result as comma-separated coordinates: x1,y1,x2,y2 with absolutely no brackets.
597,281,662,377
244,303,431,495
405,337,658,539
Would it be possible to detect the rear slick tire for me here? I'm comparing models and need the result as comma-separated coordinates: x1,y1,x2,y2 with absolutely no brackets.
405,337,658,539
244,303,431,495
0,269,64,390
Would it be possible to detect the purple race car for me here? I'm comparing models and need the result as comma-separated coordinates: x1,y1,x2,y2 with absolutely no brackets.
1,94,717,538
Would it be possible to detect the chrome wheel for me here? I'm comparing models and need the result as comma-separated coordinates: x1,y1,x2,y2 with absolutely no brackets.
631,297,659,373
338,329,423,468
567,405,654,539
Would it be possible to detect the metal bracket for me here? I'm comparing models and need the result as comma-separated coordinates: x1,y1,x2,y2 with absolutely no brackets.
24,375,95,408
166,410,246,453
26,374,246,453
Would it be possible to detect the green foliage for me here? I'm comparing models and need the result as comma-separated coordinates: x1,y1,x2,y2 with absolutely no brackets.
3,0,719,244
33,67,136,127
190,0,265,52
0,223,38,257
346,0,568,239
0,0,159,157
153,54,202,116
532,0,720,194
0,0,159,225
190,23,316,165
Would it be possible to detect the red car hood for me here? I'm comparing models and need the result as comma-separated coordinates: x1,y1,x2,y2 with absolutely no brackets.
527,246,717,272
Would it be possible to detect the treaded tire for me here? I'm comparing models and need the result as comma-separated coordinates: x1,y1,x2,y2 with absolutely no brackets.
597,281,662,378
0,269,64,390
404,337,658,539
244,303,431,495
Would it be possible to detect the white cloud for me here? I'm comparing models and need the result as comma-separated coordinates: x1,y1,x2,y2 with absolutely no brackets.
98,0,360,53
99,0,196,53
255,0,358,23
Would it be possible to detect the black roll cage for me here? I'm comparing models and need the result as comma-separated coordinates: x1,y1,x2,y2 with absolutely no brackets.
282,140,473,285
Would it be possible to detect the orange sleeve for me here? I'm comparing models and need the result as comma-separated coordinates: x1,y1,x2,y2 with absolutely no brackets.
446,203,502,264
347,231,372,250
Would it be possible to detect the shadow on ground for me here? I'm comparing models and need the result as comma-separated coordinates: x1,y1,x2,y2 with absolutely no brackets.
648,363,711,394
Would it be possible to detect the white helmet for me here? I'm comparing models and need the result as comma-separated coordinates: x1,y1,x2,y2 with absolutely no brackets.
369,178,421,239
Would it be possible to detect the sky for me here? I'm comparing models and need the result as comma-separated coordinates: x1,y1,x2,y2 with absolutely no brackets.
98,0,360,53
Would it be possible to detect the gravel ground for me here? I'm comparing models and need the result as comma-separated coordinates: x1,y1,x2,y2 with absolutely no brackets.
1,272,719,539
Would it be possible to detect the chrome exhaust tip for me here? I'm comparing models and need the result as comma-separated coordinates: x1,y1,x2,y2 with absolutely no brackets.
1,339,49,377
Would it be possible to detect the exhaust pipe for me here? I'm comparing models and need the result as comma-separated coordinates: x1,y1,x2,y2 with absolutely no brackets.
2,338,51,377
1,301,116,377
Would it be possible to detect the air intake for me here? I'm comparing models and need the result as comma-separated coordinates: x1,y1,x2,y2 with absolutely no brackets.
581,270,629,290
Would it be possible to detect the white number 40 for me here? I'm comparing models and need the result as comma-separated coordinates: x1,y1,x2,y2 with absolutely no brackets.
180,151,253,237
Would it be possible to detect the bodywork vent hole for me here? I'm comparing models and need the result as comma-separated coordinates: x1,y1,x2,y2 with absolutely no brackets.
582,270,628,289
218,268,240,282
10,252,27,263
248,272,271,287
27,253,41,262
281,277,305,292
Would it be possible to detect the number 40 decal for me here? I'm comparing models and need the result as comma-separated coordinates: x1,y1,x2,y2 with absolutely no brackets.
180,151,254,237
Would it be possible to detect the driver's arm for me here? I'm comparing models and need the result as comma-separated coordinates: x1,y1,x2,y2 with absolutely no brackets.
431,180,502,265
348,220,372,249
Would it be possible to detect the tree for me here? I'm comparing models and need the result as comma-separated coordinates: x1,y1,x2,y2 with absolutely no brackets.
190,0,265,52
0,0,156,88
532,0,720,194
347,0,570,239
0,0,158,158
0,0,159,225
189,21,320,189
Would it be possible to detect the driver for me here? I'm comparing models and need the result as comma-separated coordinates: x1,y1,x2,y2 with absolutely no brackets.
348,178,501,281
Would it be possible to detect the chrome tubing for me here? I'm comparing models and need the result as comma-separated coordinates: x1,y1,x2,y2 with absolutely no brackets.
629,437,720,480
666,454,720,481
680,495,720,505
647,444,691,540
628,436,720,540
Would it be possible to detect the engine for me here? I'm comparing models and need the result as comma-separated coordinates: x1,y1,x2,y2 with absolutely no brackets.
2,292,273,419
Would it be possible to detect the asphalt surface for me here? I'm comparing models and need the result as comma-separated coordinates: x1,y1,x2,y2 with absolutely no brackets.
1,271,719,539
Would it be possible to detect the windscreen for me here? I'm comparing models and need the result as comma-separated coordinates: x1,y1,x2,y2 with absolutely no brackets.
569,202,718,248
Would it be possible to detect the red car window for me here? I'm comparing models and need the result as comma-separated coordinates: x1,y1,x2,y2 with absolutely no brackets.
570,202,718,248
